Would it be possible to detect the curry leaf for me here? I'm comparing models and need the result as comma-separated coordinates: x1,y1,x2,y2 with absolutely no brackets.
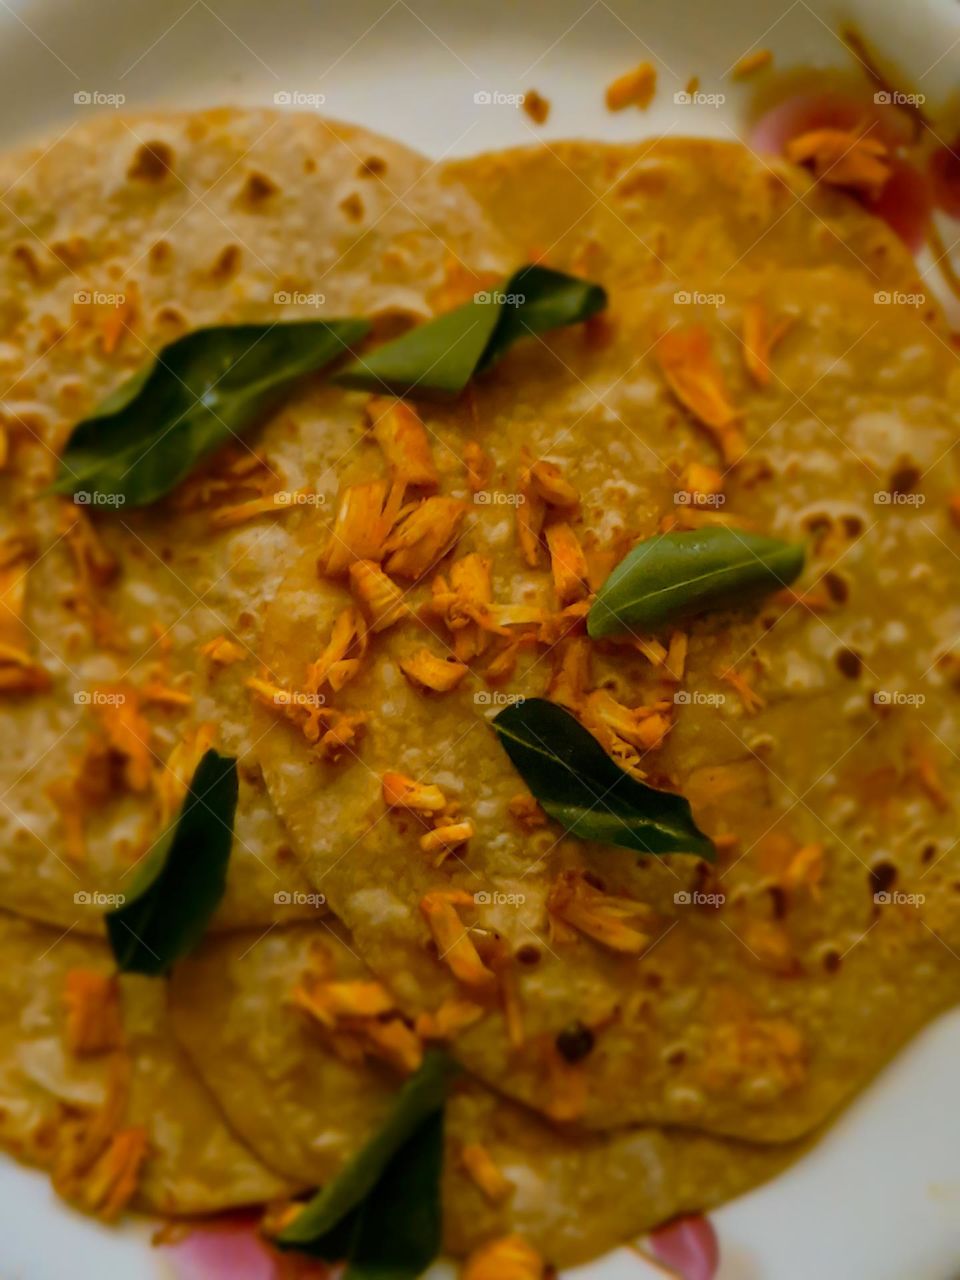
334,265,607,397
52,320,369,507
588,527,805,639
105,749,238,975
276,1049,457,1270
492,698,713,860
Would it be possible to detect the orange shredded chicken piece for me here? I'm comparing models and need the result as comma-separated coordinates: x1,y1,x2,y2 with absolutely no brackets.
605,62,657,112
718,665,765,713
80,1128,149,1221
199,634,247,666
536,599,591,647
62,970,123,1057
431,553,495,663
508,793,548,830
420,891,497,991
464,440,493,493
655,327,744,463
321,478,406,576
522,89,550,126
732,48,773,78
154,723,216,825
679,460,725,501
529,459,579,508
785,127,890,198
664,630,688,682
306,606,368,695
0,537,48,691
367,396,438,488
949,493,960,530
462,1235,543,1280
783,842,825,898
384,496,467,580
545,522,590,605
399,647,469,693
291,970,423,1074
292,978,396,1024
461,1144,513,1204
208,489,312,530
89,685,153,792
420,819,475,858
382,771,448,813
581,690,671,776
547,870,657,954
547,636,592,711
349,559,409,632
742,301,794,388
415,998,485,1040
515,455,547,568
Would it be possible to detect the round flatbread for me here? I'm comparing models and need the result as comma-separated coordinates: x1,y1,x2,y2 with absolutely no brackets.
0,909,293,1215
252,139,960,1141
0,107,503,932
169,921,797,1267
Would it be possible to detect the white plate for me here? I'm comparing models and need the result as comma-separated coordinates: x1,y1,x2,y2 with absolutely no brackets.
0,1,958,1277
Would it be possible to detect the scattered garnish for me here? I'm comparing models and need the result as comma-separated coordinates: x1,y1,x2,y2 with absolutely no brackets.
731,49,773,80
605,62,657,112
334,265,606,397
105,749,237,975
52,321,368,506
522,90,551,125
654,327,745,463
492,698,713,858
275,1050,457,1278
588,527,805,638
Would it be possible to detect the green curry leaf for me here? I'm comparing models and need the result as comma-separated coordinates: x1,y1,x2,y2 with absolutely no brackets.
492,698,713,860
276,1050,456,1277
334,264,607,397
52,320,369,507
588,527,805,639
105,749,238,975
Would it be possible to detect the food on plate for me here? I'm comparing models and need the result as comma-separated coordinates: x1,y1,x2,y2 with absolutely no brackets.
0,101,957,1278
254,137,960,1142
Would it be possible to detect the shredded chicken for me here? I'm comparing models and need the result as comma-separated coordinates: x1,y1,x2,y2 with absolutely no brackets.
367,396,438,487
547,870,658,954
